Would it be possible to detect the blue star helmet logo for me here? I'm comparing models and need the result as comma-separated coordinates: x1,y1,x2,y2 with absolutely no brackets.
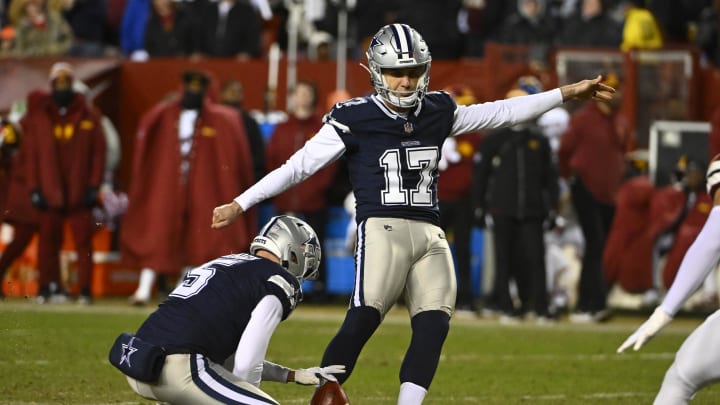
369,35,387,56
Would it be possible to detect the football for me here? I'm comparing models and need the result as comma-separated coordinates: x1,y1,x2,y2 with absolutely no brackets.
309,381,350,405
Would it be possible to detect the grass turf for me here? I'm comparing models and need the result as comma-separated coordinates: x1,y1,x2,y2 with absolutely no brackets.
1,298,719,404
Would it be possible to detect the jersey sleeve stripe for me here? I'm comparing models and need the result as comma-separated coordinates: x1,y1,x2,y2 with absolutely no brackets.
326,117,351,134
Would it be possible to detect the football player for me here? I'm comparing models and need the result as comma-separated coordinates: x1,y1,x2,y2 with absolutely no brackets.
212,23,614,404
618,154,720,403
111,215,344,404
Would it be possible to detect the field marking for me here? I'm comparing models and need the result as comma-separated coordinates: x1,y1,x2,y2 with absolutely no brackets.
442,352,676,362
0,300,704,336
0,351,677,369
0,300,156,315
276,392,655,404
0,403,139,405
0,393,656,404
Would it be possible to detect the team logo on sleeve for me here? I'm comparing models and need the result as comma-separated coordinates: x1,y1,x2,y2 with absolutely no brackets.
120,337,139,367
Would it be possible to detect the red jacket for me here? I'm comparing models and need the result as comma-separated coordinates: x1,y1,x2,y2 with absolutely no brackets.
603,176,654,291
120,98,255,274
710,105,720,158
265,113,337,212
605,182,710,293
558,102,633,204
662,191,712,288
23,90,106,210
438,132,482,201
1,123,37,225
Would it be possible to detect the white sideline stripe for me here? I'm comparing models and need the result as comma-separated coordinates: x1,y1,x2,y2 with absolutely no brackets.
0,301,156,315
258,351,677,365
292,311,700,336
2,394,653,405
281,392,652,403
5,397,656,405
443,352,676,362
0,301,701,335
0,352,678,368
2,403,138,405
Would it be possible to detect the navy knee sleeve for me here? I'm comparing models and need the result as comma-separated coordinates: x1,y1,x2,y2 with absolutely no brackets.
399,310,450,390
321,306,381,384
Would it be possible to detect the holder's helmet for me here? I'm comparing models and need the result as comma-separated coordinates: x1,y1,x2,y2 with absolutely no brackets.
250,215,321,281
365,23,431,108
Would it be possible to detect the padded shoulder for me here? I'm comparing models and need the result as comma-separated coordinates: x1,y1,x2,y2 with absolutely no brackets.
424,90,458,111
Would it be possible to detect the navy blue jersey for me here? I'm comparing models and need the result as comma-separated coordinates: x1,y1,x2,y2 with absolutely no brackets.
135,254,301,364
325,92,456,226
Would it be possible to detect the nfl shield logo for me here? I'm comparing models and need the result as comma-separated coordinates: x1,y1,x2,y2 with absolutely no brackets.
404,122,414,134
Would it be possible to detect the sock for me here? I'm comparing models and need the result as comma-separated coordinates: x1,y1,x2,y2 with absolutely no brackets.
134,268,156,300
399,310,450,389
397,382,427,405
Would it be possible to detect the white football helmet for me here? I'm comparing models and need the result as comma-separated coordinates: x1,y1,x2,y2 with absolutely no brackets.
365,23,431,108
250,215,322,281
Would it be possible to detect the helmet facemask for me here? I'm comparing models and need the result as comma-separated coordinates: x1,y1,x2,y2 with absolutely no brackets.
364,24,432,109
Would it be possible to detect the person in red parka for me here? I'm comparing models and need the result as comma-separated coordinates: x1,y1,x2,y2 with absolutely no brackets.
121,70,256,305
23,62,107,304
710,103,720,158
438,85,483,313
558,73,634,322
0,118,39,300
264,80,338,300
603,174,655,294
605,157,711,299
659,159,712,289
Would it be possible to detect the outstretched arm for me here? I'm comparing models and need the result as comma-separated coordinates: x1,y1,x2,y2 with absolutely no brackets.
451,75,616,135
211,125,346,229
559,75,616,102
618,166,720,353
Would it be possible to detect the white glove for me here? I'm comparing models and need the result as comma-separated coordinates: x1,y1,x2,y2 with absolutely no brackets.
294,365,346,385
617,307,673,353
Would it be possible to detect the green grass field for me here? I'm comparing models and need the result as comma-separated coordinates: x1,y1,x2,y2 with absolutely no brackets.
1,298,719,405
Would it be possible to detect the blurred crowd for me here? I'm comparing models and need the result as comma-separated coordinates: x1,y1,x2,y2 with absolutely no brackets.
1,0,720,326
0,0,719,66
463,73,720,324
2,57,718,328
0,61,355,306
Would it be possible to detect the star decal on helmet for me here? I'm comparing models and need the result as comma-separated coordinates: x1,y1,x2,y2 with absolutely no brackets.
369,35,386,55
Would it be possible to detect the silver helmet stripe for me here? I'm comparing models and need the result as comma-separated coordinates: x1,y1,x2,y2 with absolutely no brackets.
390,24,413,60
259,216,281,238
